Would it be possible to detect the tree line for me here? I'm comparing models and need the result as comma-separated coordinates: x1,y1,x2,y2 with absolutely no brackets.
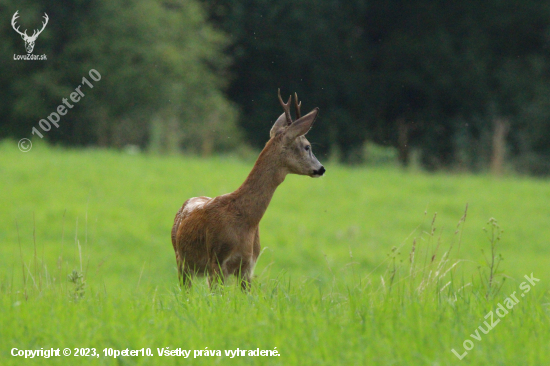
1,0,239,155
203,0,550,174
2,0,550,174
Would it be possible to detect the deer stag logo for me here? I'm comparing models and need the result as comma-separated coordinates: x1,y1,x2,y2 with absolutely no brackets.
11,10,49,54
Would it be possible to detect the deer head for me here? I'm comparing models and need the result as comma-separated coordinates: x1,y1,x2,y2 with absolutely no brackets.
269,89,325,177
11,11,49,54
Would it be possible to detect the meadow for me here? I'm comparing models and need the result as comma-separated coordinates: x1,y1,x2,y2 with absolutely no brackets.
0,139,549,365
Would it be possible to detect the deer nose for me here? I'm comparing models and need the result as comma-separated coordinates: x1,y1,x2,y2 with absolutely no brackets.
314,166,325,176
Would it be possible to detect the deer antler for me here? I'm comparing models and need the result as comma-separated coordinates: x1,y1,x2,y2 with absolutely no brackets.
11,11,28,37
30,13,49,40
294,92,302,119
278,88,293,125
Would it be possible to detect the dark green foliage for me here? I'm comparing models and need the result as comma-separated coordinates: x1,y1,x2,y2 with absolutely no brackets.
0,0,239,153
202,0,373,161
203,0,550,171
3,0,550,172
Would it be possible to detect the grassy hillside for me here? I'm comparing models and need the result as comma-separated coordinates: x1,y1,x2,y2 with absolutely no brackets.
0,140,548,365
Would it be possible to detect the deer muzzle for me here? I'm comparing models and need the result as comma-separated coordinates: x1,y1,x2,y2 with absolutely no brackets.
312,166,326,177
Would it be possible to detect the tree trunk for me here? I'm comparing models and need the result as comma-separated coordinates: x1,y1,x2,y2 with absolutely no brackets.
201,132,214,156
397,118,410,167
94,107,110,147
165,116,181,154
490,118,510,176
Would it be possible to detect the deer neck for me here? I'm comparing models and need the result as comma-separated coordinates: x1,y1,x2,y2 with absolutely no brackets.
232,140,286,227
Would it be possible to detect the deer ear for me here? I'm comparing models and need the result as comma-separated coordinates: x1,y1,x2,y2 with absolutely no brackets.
284,108,319,141
270,113,289,138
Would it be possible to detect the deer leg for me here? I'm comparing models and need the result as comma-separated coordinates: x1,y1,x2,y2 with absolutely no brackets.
240,273,251,291
208,258,225,289
239,229,260,291
177,259,193,289
238,260,253,292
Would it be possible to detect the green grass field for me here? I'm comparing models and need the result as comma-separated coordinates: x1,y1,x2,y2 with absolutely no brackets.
0,139,549,365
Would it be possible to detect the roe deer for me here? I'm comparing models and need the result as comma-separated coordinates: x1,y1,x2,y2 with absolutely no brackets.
171,89,325,290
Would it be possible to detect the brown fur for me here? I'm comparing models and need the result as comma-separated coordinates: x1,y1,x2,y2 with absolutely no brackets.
171,95,324,290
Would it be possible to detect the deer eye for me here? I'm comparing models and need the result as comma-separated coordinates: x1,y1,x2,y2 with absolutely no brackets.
304,145,311,151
